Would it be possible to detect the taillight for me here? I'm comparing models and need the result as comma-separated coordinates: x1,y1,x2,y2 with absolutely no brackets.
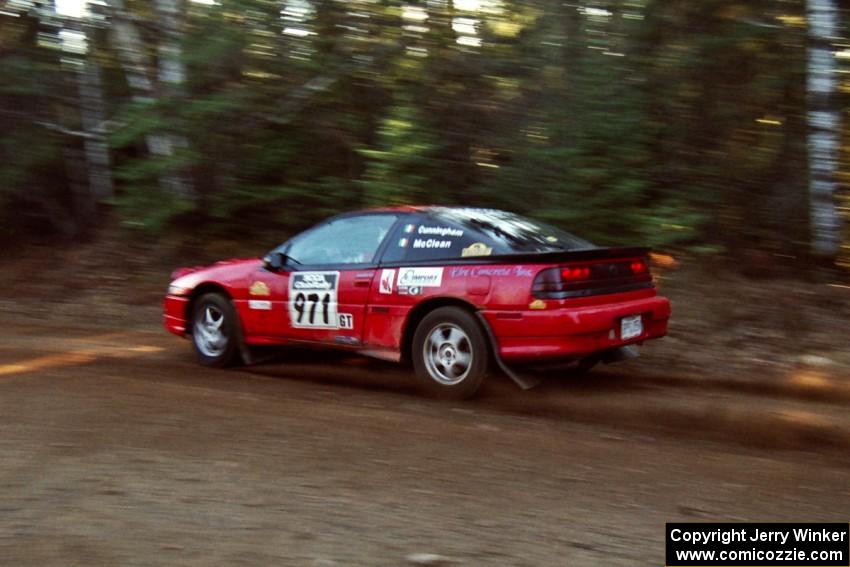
630,260,647,274
561,266,591,281
532,265,592,296
532,267,563,294
532,258,654,299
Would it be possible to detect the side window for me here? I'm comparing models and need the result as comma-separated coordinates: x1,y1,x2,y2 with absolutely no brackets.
381,215,507,262
287,214,398,266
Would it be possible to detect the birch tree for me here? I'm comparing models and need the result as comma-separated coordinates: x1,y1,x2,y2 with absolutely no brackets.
77,14,114,204
106,0,195,200
807,0,842,256
62,20,113,229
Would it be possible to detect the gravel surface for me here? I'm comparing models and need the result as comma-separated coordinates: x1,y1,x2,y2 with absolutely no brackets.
1,318,849,566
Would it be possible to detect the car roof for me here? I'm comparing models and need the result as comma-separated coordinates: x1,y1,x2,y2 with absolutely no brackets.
355,205,499,215
356,205,428,213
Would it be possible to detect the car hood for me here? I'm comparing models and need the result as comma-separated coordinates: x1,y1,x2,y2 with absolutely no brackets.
170,257,263,290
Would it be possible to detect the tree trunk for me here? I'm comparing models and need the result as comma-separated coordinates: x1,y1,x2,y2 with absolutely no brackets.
152,0,194,199
107,0,195,200
76,56,114,202
807,0,842,257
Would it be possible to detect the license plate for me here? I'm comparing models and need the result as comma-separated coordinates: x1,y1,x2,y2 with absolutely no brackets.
620,315,643,340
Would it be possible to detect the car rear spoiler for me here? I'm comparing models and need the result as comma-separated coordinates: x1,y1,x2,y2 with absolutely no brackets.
380,246,651,268
484,246,651,265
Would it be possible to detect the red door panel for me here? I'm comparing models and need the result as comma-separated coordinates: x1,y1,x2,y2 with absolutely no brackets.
238,270,290,339
284,269,375,344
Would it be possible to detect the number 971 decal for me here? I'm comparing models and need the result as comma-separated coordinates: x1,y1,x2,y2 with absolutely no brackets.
289,271,340,329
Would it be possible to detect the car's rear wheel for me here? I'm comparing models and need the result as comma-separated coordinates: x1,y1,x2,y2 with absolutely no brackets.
191,293,241,367
412,307,489,399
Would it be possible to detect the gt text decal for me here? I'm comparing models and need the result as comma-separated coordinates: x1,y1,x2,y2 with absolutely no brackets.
338,313,354,330
397,267,443,289
379,269,395,294
288,271,340,329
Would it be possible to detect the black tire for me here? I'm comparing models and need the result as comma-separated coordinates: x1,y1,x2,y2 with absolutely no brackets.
411,307,489,399
190,293,242,367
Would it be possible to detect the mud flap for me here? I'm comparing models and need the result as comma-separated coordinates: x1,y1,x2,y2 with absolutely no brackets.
474,312,540,390
231,299,254,366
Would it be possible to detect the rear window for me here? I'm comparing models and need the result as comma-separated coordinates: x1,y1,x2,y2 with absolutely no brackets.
381,209,593,263
431,208,593,253
381,215,507,263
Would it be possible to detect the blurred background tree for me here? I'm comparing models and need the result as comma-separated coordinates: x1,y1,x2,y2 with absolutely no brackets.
0,0,848,269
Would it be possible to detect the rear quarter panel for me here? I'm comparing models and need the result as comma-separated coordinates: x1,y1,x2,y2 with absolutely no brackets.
362,263,541,349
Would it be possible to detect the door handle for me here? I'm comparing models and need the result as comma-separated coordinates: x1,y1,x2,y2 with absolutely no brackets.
354,272,373,287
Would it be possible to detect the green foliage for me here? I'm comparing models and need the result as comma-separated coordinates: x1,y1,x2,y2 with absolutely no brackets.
115,184,194,233
359,102,440,205
0,15,69,239
2,0,848,261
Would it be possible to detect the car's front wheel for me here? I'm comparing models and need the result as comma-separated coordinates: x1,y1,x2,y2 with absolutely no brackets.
412,307,489,399
191,293,241,367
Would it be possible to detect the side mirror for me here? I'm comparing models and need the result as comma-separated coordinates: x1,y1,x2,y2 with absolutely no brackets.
262,251,287,272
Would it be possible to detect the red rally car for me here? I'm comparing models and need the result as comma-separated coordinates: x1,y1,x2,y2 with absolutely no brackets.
164,207,670,398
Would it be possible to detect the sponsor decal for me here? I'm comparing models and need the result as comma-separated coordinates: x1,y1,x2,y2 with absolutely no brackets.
379,269,395,294
248,300,272,310
288,271,340,329
338,313,354,330
292,272,334,291
417,226,464,238
397,286,422,296
249,281,270,296
529,299,547,310
450,266,536,278
398,267,443,288
461,242,492,257
398,238,409,248
403,224,416,233
412,238,452,249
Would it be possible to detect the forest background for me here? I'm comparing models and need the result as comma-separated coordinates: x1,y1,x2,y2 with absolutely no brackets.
1,0,849,274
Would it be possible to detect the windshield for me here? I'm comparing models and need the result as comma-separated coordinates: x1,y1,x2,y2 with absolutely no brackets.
430,208,594,253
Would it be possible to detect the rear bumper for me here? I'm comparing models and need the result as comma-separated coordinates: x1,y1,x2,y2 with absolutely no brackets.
163,295,190,337
482,296,670,362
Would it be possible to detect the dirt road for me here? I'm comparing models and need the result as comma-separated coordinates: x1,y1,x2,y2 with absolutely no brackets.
1,318,848,566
